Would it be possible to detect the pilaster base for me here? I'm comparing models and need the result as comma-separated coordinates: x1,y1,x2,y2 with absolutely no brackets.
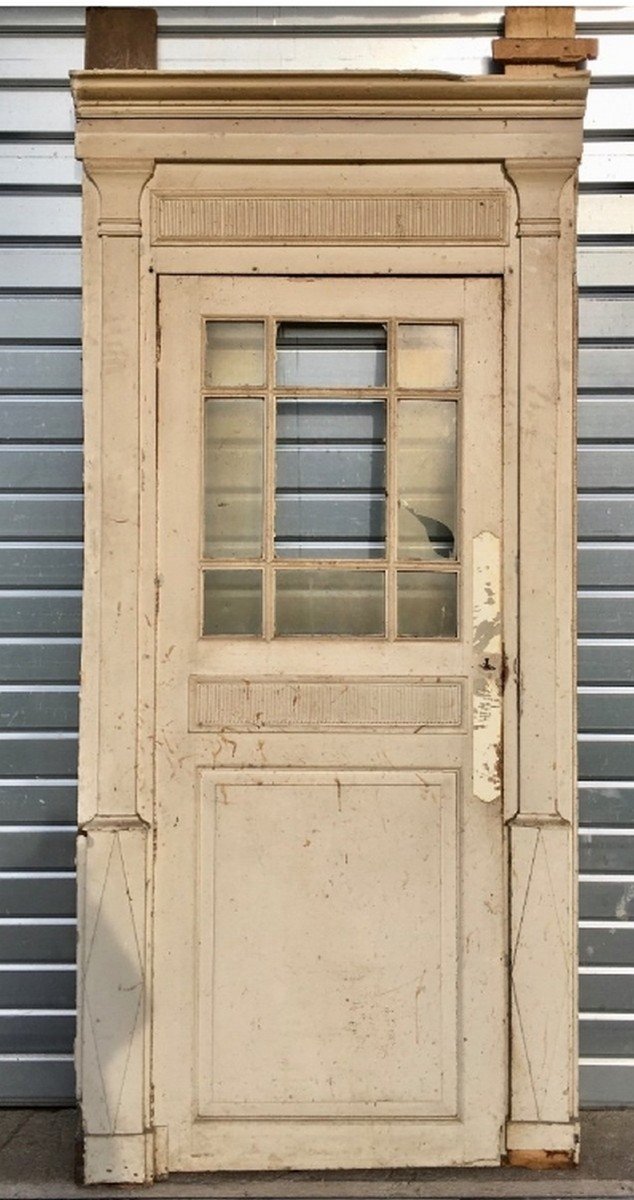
82,1130,155,1184
506,1121,580,1168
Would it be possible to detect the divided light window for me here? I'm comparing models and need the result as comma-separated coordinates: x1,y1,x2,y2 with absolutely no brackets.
201,318,459,639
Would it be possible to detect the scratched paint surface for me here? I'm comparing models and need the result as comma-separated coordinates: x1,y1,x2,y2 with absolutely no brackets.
198,775,457,1115
472,530,502,805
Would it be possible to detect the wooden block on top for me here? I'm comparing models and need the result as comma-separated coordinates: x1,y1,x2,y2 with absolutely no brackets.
85,8,158,70
493,36,598,65
493,6,598,74
505,7,576,38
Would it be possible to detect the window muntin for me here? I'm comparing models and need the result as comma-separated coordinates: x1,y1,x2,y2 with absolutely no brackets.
202,319,460,639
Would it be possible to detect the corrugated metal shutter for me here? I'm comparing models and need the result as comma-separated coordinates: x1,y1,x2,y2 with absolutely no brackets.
0,4,82,1103
577,20,634,1096
1,3,634,1106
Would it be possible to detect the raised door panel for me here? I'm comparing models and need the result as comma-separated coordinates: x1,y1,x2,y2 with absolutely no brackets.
196,770,457,1118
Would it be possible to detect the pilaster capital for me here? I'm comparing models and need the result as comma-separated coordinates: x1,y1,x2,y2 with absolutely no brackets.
504,157,577,237
84,158,155,237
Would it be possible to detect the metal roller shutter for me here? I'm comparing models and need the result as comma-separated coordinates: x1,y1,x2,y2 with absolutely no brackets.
0,4,82,1104
1,3,634,1107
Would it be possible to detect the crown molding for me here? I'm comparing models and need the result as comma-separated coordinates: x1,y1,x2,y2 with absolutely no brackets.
70,70,590,121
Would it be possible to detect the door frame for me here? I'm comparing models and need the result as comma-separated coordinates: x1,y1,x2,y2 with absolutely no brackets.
72,71,586,1183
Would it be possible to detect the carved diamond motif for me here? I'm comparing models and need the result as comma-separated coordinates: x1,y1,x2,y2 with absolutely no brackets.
81,829,146,1134
511,824,572,1121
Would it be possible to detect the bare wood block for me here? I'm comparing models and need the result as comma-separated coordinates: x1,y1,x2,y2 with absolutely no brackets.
505,7,575,38
493,37,598,65
85,8,157,70
494,6,598,75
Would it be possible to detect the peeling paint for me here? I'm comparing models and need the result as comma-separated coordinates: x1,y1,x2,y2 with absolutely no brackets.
473,531,502,804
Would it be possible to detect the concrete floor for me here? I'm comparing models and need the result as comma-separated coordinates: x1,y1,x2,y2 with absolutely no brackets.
0,1110,633,1200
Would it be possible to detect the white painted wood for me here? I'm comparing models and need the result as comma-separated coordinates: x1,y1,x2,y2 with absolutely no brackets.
503,159,579,1155
473,530,502,805
197,770,458,1117
72,71,585,1179
153,273,505,1172
76,163,155,1183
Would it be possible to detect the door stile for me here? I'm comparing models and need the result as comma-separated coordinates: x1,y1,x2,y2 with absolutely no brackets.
263,315,276,641
386,318,398,641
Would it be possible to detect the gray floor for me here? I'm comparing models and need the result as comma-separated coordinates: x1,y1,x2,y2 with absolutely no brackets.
0,1110,633,1199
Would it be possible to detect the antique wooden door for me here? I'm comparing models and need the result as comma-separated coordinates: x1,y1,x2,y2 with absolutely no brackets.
153,274,505,1171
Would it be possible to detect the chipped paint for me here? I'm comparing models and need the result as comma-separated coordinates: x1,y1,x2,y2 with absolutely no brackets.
473,530,502,804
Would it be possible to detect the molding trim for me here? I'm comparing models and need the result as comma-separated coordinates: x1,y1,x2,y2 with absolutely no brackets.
152,190,508,246
98,217,143,238
81,814,151,834
70,70,590,120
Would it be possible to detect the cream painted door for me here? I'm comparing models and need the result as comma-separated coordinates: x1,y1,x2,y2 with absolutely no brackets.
153,275,505,1172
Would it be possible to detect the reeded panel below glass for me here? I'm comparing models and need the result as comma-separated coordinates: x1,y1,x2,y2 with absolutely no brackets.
276,323,387,389
276,570,385,636
203,570,262,636
205,321,266,388
397,572,458,639
397,400,457,561
397,324,459,390
204,398,264,559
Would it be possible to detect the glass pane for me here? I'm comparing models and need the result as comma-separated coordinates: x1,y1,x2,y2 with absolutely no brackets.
397,572,457,639
204,398,263,558
276,570,384,636
397,324,458,390
276,399,386,559
397,400,456,561
276,323,386,388
203,570,262,636
205,321,265,388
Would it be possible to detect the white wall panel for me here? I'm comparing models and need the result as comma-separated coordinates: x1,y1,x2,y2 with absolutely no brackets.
0,144,80,188
0,90,74,134
0,36,82,79
158,34,494,73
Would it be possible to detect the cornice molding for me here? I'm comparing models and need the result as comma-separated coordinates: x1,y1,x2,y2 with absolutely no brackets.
70,70,590,121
